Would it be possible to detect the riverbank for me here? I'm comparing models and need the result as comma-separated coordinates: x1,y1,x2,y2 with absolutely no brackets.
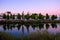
0,20,60,24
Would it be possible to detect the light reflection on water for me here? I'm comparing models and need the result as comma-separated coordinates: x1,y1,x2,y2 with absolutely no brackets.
0,23,60,37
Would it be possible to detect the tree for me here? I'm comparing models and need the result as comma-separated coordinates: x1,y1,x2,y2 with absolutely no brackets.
38,13,44,20
3,14,6,19
25,13,30,20
6,14,9,20
17,13,21,19
12,14,15,19
30,14,36,19
46,13,49,20
51,15,57,20
30,13,38,20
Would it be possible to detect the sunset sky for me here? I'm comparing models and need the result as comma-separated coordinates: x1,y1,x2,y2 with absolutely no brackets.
0,0,60,15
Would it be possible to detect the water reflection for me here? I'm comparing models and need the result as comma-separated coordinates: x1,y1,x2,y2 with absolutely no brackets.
3,24,6,30
45,23,49,29
51,23,57,28
0,23,58,36
17,24,21,30
2,23,57,31
31,24,38,30
39,23,44,30
25,24,30,32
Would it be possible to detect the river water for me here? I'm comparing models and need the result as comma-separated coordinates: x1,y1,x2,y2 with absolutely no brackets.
0,23,60,37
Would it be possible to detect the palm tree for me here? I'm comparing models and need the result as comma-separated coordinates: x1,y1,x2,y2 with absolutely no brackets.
17,13,21,19
38,13,44,20
25,13,30,20
51,15,57,20
30,13,37,20
12,14,15,19
30,14,35,20
6,14,9,20
46,13,49,20
2,13,6,19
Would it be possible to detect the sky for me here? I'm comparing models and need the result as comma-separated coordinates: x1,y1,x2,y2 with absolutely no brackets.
0,0,60,15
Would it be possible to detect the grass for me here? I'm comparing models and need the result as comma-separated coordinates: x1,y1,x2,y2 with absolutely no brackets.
0,30,60,40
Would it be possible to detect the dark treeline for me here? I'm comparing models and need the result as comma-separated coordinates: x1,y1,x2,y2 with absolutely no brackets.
1,11,57,20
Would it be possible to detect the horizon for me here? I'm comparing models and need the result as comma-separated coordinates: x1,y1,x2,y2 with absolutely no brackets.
0,0,60,16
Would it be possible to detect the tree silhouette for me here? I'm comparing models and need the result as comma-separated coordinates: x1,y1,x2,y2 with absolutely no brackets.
12,14,15,19
17,13,21,19
6,14,9,20
38,13,44,20
2,14,6,19
51,15,57,20
46,13,49,20
30,14,36,20
30,13,38,20
25,13,30,20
